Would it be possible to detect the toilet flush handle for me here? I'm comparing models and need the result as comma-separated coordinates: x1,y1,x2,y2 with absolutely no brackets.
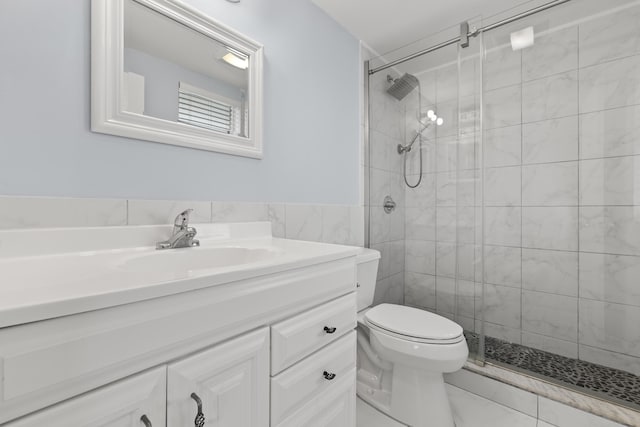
323,326,337,334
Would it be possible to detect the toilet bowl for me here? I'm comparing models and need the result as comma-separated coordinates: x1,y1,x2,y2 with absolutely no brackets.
355,248,468,427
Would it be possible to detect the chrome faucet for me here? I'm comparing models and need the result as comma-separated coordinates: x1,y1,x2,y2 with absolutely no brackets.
156,209,200,250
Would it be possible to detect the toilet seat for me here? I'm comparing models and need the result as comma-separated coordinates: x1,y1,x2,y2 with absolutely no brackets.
364,304,464,344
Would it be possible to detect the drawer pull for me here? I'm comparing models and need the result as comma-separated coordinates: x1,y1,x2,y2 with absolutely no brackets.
323,371,336,380
140,415,152,427
190,392,206,427
323,326,337,334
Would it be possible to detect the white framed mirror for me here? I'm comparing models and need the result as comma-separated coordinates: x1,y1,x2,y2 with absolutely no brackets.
91,0,264,158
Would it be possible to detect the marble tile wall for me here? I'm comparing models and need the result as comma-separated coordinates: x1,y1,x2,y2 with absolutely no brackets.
399,2,640,374
477,3,640,372
367,71,407,306
0,196,364,247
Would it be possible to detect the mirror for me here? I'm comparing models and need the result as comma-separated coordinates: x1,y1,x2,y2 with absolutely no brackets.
91,0,264,158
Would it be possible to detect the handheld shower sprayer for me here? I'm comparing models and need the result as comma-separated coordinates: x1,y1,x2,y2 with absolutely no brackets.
397,109,443,154
384,72,443,188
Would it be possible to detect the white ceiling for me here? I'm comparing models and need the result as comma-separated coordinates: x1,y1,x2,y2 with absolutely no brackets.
311,0,552,55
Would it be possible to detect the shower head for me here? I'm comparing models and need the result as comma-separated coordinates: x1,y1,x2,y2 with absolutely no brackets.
386,73,419,101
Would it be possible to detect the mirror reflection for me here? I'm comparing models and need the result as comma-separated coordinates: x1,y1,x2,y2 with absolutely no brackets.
123,0,249,137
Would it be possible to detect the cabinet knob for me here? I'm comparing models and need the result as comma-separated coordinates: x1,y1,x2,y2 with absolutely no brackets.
190,393,206,427
323,371,336,380
140,415,152,427
323,326,337,334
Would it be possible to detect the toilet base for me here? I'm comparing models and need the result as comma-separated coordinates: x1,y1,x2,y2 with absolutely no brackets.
357,363,456,427
356,397,406,427
390,365,455,427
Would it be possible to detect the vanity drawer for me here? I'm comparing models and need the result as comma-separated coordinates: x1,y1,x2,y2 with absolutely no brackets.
271,292,357,374
275,368,356,427
270,331,356,426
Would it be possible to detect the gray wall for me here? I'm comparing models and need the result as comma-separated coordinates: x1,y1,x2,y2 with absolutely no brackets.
0,0,360,203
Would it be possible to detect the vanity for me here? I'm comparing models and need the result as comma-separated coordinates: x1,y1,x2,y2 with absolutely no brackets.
0,222,360,426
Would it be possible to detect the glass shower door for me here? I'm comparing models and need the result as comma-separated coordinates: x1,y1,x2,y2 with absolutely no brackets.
366,20,486,364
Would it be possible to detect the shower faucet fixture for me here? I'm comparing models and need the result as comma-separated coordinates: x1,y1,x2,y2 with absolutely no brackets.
397,109,443,154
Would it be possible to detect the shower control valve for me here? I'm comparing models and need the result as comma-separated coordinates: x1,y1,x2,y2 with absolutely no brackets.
383,196,396,214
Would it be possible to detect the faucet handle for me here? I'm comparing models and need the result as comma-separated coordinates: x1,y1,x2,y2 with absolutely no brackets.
174,209,194,229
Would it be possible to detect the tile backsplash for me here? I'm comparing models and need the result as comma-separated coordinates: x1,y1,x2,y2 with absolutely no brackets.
0,196,364,247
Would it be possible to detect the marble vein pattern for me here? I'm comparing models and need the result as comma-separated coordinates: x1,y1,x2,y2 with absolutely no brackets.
579,252,640,307
522,161,580,207
284,204,322,242
522,71,578,123
0,196,127,229
521,331,578,359
405,172,436,208
522,207,578,251
522,116,579,164
579,105,640,159
485,166,521,207
482,284,522,329
522,248,578,297
485,206,521,247
579,206,640,256
405,207,435,241
579,156,640,206
484,85,522,130
405,239,436,275
267,204,286,238
325,206,353,244
436,276,456,315
579,299,640,358
578,4,640,68
404,272,436,310
522,26,578,82
484,125,522,167
211,202,268,223
483,45,521,92
522,290,578,342
484,245,522,287
579,54,640,113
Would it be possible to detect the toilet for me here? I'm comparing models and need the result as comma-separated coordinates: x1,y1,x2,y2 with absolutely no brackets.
356,248,468,427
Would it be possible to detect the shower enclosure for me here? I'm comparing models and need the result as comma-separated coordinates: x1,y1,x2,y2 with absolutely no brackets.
365,0,640,410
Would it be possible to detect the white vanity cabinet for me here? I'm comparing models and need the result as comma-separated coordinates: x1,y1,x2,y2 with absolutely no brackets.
4,367,167,427
167,328,270,427
0,252,358,426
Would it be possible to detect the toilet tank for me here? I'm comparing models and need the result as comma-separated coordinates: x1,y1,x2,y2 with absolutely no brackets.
356,248,381,311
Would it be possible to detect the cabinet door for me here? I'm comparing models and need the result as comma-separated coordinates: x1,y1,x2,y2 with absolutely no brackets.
5,367,166,427
276,368,356,427
167,327,270,427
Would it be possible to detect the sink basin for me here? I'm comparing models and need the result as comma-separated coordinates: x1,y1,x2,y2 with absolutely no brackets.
120,247,282,274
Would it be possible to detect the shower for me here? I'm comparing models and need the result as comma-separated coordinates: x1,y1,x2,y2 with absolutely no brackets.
386,73,442,188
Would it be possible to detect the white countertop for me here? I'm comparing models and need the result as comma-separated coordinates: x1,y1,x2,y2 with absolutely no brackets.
0,222,360,328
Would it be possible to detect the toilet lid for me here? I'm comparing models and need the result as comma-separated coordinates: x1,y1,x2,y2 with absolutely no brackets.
364,304,463,341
